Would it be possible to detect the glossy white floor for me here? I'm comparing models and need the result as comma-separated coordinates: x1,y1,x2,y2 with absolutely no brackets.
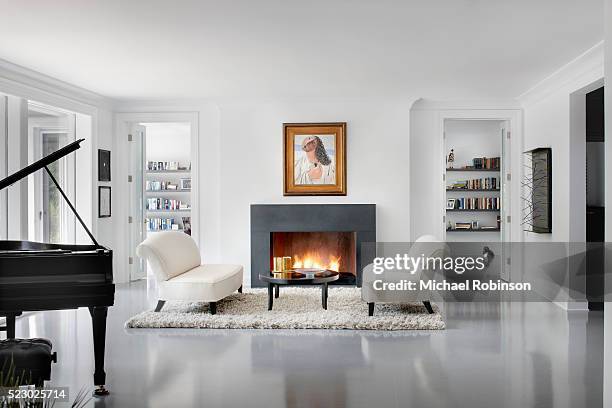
9,281,603,408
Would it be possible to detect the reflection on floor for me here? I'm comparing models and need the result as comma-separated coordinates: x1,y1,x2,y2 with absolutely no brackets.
8,281,603,408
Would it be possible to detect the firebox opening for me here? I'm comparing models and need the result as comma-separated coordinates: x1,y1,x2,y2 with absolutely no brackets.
271,231,357,285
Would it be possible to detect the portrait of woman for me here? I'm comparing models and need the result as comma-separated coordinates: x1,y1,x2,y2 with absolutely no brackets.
294,135,336,185
283,122,346,196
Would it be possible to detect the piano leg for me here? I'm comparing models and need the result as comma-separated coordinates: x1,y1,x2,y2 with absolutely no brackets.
1,312,20,339
89,306,110,396
6,314,15,338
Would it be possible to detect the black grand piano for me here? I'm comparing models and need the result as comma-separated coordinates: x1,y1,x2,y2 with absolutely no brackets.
0,138,114,396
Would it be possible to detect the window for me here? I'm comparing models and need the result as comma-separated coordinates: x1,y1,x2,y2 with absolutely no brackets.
27,102,76,243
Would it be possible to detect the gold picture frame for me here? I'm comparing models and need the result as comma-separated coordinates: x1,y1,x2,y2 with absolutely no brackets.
283,122,347,196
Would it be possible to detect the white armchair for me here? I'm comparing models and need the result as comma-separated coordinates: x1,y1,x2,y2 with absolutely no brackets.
136,231,243,314
361,235,448,316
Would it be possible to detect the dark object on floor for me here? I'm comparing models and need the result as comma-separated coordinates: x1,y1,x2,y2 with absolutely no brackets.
259,269,339,311
0,139,115,396
0,338,57,386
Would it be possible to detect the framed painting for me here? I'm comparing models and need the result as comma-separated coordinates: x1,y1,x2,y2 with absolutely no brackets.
283,122,347,196
98,149,111,181
98,186,111,218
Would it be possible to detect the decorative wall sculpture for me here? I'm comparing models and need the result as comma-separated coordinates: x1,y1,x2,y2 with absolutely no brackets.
522,148,552,233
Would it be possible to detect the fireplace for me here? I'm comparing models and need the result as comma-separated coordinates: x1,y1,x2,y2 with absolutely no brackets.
251,204,376,287
272,231,357,284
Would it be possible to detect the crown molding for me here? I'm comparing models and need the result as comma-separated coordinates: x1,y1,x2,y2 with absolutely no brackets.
0,58,114,111
410,98,521,111
517,41,604,107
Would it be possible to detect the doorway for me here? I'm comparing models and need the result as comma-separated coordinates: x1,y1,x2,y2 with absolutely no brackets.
124,118,197,282
443,118,512,282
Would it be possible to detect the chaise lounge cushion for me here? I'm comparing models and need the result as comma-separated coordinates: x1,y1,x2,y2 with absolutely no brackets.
159,264,243,302
135,231,201,282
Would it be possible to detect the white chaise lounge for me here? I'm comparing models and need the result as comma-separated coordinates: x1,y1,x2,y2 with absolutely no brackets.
136,231,243,315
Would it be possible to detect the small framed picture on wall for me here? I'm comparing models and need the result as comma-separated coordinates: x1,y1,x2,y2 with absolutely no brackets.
98,149,111,181
98,186,111,218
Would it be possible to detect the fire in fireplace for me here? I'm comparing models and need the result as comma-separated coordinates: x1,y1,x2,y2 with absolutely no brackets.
271,231,356,284
292,253,341,272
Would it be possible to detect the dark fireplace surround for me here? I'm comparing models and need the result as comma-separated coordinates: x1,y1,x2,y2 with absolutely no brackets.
250,204,376,287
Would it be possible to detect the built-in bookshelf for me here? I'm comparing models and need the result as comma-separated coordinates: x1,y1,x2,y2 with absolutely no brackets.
445,127,503,237
144,160,192,235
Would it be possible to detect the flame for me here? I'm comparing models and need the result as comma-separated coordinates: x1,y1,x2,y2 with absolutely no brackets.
292,253,341,272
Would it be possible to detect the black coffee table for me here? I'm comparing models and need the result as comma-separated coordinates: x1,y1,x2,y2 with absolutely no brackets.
259,269,339,310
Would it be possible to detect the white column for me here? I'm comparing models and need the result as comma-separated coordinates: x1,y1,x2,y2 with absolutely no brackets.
0,95,7,239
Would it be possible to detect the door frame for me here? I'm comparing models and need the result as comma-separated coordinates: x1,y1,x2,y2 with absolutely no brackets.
437,109,522,243
438,109,522,282
114,112,200,284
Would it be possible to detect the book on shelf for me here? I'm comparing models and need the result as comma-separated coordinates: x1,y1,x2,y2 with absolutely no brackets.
472,157,500,170
450,196,500,210
146,180,180,191
147,161,191,171
182,217,192,235
454,222,472,230
146,198,191,211
146,217,178,231
447,177,499,190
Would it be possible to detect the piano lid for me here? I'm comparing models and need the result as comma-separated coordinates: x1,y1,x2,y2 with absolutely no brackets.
0,138,85,191
0,138,101,247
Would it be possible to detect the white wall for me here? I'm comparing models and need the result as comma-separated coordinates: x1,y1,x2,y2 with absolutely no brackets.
520,43,604,243
219,98,414,285
445,120,502,168
409,102,522,242
95,108,115,251
519,43,603,311
0,60,116,264
143,122,191,163
115,98,414,284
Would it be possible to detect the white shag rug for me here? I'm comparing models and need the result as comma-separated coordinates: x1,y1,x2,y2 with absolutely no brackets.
125,287,445,330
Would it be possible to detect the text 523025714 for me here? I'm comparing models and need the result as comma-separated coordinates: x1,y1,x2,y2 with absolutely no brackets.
0,387,69,402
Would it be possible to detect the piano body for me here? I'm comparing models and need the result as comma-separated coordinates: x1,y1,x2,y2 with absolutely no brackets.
0,138,114,396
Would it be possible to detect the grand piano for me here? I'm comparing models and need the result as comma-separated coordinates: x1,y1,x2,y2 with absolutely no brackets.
0,138,114,396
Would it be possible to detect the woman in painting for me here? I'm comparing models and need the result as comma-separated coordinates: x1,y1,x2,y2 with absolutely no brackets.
294,135,336,185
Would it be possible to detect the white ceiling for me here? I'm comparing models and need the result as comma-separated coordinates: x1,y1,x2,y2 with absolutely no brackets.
0,0,604,101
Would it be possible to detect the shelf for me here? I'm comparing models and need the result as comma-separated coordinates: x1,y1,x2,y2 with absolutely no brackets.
148,229,184,233
146,170,191,174
446,189,500,192
446,168,500,172
447,228,500,232
447,209,500,212
145,190,191,193
146,209,191,213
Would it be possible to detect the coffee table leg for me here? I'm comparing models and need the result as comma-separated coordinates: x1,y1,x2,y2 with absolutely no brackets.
268,283,274,311
274,285,279,299
322,283,328,310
